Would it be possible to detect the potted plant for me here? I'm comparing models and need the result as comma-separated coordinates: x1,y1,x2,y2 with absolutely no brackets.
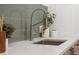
3,23,15,38
46,12,56,27
46,12,56,37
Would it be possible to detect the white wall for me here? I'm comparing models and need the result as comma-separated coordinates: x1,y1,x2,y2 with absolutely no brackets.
56,4,73,37
72,5,79,37
47,4,79,37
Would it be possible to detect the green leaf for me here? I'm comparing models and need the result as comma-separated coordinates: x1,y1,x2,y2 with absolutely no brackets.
3,23,15,38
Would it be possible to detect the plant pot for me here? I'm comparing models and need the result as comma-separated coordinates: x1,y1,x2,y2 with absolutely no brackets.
51,30,57,37
0,31,6,53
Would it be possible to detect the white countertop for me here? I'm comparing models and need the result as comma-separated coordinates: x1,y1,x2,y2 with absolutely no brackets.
7,37,79,55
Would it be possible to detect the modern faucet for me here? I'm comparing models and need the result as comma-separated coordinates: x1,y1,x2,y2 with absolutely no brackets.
30,8,47,40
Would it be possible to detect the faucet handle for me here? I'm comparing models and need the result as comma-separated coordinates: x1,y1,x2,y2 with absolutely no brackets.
39,25,44,37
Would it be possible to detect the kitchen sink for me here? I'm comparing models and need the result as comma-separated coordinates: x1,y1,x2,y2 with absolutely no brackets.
34,39,66,46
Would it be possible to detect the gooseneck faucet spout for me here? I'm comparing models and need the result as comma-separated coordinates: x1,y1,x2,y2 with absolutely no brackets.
30,8,47,40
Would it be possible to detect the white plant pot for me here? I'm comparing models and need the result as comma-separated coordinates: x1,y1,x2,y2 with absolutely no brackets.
51,31,57,37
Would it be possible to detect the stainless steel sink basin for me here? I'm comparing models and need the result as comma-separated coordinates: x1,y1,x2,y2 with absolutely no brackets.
34,39,66,46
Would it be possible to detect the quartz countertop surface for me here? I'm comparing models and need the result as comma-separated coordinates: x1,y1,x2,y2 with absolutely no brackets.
6,37,79,55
